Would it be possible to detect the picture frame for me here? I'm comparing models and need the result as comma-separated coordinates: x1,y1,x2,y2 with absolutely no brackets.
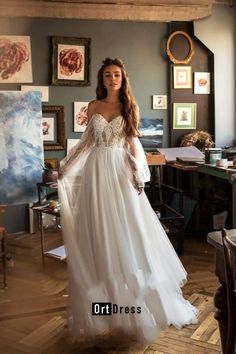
42,105,65,150
44,158,59,171
173,66,192,89
152,95,167,110
173,103,197,129
194,72,210,94
51,36,91,86
166,31,194,65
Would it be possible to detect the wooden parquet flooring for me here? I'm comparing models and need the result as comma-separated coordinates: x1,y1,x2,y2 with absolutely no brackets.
0,231,221,354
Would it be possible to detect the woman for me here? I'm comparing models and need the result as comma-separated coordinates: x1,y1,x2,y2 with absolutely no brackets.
58,58,198,345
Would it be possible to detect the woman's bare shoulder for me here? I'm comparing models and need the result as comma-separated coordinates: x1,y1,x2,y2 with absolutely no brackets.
87,100,101,121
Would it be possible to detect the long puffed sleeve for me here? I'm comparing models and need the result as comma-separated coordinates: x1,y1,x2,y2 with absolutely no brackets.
124,136,150,188
60,118,95,177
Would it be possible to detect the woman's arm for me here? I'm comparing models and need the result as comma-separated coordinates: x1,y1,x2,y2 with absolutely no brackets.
125,136,150,195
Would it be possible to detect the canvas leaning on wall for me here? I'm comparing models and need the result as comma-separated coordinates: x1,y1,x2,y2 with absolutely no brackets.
0,91,44,204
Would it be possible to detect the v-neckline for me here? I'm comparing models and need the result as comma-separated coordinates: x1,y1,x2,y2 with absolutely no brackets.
94,113,122,124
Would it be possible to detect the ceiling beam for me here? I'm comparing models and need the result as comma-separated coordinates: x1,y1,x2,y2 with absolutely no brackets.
0,0,213,22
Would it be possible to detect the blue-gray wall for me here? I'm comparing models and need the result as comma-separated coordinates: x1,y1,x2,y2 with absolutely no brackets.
0,18,169,162
0,4,236,232
195,4,236,148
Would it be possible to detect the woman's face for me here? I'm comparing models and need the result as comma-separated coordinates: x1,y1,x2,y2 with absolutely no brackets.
103,65,122,92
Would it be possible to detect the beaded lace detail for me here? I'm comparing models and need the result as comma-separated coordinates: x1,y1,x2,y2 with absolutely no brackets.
92,113,125,148
60,113,150,187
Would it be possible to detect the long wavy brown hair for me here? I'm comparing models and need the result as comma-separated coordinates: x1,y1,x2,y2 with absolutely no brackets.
96,58,139,137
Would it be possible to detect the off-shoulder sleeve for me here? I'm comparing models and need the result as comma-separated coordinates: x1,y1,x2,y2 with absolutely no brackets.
60,118,95,177
125,136,150,188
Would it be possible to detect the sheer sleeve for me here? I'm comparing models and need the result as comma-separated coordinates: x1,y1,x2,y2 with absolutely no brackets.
124,136,150,188
60,118,95,177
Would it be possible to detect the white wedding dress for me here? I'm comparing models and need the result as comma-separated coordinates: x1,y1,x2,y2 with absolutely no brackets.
58,113,198,344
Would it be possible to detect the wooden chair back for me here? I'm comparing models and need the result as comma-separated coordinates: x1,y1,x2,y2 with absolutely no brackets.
222,228,236,354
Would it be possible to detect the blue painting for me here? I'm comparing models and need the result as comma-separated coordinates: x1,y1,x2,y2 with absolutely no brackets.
139,118,163,151
0,91,44,204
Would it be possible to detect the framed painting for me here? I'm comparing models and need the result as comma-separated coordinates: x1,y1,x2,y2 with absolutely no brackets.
173,103,197,129
194,72,210,94
0,36,33,83
74,101,89,132
152,95,167,110
51,36,91,86
173,66,192,89
42,105,65,150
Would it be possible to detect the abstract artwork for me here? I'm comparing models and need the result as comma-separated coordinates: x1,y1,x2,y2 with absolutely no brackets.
0,91,44,204
51,36,90,86
0,36,33,83
139,118,163,151
74,101,89,132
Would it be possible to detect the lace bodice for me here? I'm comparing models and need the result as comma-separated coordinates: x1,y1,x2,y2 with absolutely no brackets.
92,113,125,148
60,112,150,186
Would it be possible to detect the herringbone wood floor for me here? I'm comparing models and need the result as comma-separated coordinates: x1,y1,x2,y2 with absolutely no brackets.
0,230,221,354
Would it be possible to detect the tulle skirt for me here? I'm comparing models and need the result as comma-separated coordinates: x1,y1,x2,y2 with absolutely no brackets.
59,146,198,344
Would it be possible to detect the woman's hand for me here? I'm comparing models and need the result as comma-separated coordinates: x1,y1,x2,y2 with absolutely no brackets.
137,186,144,195
134,180,144,195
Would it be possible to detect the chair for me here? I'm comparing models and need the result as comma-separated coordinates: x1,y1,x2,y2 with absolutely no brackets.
0,227,7,288
222,228,236,354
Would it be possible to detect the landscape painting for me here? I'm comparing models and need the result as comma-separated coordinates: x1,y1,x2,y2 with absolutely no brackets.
139,118,163,151
0,91,44,204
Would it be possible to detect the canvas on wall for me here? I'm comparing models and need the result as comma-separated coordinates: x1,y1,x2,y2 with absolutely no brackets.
74,101,89,132
0,36,33,83
139,118,163,151
0,91,44,204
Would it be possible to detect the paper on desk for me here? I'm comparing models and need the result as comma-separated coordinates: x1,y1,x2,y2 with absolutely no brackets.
45,245,66,260
157,146,204,163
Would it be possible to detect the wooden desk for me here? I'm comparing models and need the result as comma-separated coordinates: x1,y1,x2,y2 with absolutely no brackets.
207,229,236,354
198,164,236,227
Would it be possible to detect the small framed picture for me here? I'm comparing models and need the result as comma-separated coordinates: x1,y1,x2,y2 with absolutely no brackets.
74,101,89,132
173,66,192,89
51,36,90,86
173,103,197,129
194,72,210,94
42,105,65,150
152,95,167,110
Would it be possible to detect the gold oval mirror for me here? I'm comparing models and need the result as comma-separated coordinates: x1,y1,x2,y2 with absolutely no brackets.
166,31,194,65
